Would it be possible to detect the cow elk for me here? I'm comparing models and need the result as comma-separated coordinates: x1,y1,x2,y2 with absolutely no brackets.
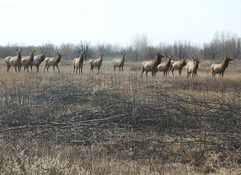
170,56,187,76
186,57,201,77
89,53,104,73
44,52,63,73
21,50,35,72
141,52,164,77
210,56,233,77
157,55,173,76
73,51,85,74
5,49,23,72
32,51,47,72
112,53,126,72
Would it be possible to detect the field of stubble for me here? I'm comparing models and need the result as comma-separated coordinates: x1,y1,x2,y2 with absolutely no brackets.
1,58,241,174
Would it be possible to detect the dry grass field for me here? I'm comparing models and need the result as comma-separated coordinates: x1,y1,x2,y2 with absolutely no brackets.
1,57,241,174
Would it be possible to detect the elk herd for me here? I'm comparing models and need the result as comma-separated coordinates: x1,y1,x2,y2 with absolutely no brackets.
4,49,233,77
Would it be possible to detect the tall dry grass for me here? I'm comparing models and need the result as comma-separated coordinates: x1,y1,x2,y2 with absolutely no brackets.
0,58,241,174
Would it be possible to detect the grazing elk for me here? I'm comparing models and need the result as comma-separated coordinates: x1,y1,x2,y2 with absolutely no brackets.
5,49,23,72
112,52,126,72
186,57,201,77
170,56,187,76
32,51,47,72
21,50,35,72
89,53,104,73
210,56,233,77
141,52,164,77
44,52,63,73
157,55,173,76
73,51,85,74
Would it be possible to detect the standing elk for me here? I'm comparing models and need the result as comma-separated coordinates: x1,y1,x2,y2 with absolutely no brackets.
32,51,47,72
73,51,85,74
186,57,201,77
89,53,104,73
5,49,23,72
210,56,233,77
141,52,164,77
112,52,126,72
44,52,63,73
157,55,173,76
170,56,187,76
21,50,35,72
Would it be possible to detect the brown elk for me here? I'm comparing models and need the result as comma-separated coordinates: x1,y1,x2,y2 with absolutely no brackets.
5,49,23,72
210,56,233,77
21,50,35,72
186,57,201,77
112,53,126,72
141,52,164,77
73,51,85,74
44,52,63,73
89,53,104,73
170,56,187,76
157,55,173,76
32,51,47,72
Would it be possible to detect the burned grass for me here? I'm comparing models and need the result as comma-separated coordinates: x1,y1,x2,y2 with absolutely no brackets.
0,60,241,174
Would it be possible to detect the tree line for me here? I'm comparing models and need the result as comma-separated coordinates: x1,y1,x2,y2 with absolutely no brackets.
0,31,240,61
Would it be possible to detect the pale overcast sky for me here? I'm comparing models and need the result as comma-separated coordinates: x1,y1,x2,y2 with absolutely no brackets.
0,0,241,46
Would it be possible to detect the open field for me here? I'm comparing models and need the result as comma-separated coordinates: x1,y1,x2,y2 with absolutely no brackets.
1,58,241,174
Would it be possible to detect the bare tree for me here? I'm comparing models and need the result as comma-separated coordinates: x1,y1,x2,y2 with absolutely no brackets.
205,31,241,60
41,42,56,57
129,34,152,61
173,40,187,59
202,43,208,61
77,40,91,61
59,43,75,60
158,42,173,56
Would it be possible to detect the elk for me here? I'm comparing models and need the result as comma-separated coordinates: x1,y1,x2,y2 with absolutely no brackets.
186,57,201,77
112,52,126,72
32,51,47,72
170,56,187,76
73,51,85,74
157,55,173,76
5,49,23,72
21,50,35,72
44,52,63,73
210,56,233,77
89,53,104,73
141,52,164,77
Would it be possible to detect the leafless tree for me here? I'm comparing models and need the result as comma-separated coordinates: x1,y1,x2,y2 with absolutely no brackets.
129,34,152,61
77,40,91,61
